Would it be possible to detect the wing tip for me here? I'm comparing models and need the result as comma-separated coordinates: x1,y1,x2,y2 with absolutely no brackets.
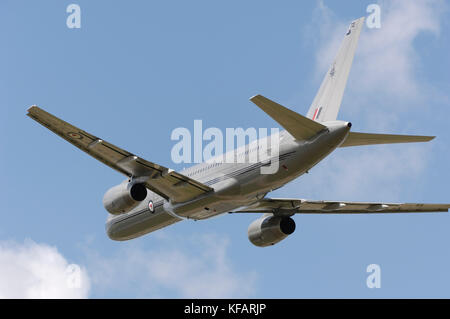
417,135,436,142
249,94,262,101
27,105,39,115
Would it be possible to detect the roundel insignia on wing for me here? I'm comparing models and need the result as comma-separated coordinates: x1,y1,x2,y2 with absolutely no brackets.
67,132,82,139
148,200,154,213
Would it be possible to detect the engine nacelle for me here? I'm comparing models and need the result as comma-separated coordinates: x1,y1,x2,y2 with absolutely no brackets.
248,214,296,247
103,182,147,215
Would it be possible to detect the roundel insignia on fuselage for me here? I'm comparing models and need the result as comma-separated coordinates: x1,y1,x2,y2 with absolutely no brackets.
148,200,154,213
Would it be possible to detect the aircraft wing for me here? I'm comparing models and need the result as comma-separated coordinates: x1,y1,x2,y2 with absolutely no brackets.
27,106,213,203
235,198,450,214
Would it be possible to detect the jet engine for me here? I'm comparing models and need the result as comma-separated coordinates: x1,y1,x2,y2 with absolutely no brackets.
247,214,296,247
103,182,147,215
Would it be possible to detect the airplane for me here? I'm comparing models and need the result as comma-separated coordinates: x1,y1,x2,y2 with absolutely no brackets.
27,17,449,247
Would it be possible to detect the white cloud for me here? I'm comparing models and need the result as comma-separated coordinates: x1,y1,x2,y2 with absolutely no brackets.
0,240,90,298
306,0,347,76
0,235,256,298
280,0,443,201
84,233,257,298
276,144,430,202
309,0,445,123
352,0,443,104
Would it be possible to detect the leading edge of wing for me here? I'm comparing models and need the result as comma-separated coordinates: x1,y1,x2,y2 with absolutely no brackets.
27,105,212,203
234,198,450,214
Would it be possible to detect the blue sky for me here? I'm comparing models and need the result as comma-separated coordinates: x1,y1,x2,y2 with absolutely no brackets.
1,0,449,298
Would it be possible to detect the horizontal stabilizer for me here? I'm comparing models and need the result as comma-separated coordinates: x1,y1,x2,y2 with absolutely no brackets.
340,132,435,147
250,95,326,140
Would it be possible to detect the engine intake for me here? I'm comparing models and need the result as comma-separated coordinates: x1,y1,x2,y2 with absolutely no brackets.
248,215,296,247
103,182,147,215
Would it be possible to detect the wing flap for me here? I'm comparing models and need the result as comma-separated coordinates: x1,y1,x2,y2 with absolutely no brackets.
27,106,213,203
236,198,450,214
340,132,435,147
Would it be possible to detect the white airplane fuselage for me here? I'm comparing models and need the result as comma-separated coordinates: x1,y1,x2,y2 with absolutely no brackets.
106,121,351,240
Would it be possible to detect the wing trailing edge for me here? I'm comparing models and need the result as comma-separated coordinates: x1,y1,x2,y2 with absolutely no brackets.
27,105,213,203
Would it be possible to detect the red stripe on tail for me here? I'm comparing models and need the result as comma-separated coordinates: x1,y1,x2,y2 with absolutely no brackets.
312,108,319,120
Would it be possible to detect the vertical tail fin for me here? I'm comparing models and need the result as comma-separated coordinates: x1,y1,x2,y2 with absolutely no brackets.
306,17,364,122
